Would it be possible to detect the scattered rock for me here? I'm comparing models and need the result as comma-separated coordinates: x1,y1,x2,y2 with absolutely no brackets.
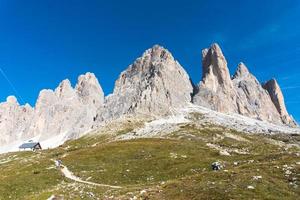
140,190,147,195
212,161,223,171
87,192,95,198
253,176,262,180
140,189,149,199
169,153,178,159
47,195,56,200
219,150,231,156
247,185,255,190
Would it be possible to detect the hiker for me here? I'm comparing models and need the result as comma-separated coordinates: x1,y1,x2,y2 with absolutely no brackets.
55,160,63,168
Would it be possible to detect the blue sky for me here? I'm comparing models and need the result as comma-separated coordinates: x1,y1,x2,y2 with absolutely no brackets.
0,0,299,122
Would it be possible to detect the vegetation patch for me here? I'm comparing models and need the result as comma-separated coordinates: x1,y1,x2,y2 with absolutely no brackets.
0,123,299,199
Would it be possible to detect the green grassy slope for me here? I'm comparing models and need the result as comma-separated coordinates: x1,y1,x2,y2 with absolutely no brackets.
0,122,299,199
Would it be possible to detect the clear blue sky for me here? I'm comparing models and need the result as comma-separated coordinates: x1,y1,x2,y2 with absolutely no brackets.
0,0,299,122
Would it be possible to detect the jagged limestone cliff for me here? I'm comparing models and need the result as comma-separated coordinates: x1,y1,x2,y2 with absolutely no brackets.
0,73,104,146
232,63,282,123
193,43,296,127
193,43,238,113
0,44,297,148
263,79,297,126
100,45,194,120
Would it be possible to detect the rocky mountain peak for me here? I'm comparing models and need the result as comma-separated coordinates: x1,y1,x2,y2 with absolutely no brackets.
193,43,237,113
194,44,290,125
201,43,233,91
6,96,18,105
75,72,104,106
101,45,193,119
77,72,99,87
263,79,285,113
143,44,174,63
34,89,57,113
0,43,298,149
126,45,176,77
233,62,250,78
28,73,105,142
264,78,277,89
54,79,75,99
0,96,34,147
202,43,227,76
202,43,222,56
232,63,282,124
23,103,33,111
263,79,297,127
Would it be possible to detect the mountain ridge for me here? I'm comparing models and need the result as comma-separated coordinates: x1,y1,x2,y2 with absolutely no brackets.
0,43,298,151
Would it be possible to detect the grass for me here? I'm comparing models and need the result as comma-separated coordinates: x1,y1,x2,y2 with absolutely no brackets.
0,152,62,200
62,138,219,186
0,121,299,199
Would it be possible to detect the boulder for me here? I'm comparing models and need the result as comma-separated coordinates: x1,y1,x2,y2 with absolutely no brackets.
212,161,223,170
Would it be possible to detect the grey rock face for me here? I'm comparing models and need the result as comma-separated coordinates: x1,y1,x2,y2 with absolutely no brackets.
0,43,297,149
0,73,105,147
101,45,194,120
75,72,104,106
232,63,282,123
193,43,296,126
30,81,80,140
263,79,297,127
30,73,104,140
193,43,238,113
0,96,34,146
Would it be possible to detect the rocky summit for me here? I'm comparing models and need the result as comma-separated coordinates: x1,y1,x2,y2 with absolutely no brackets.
0,96,33,146
263,79,297,126
193,43,296,127
0,43,298,149
30,73,104,142
232,62,282,124
193,43,238,113
0,73,104,148
100,45,194,120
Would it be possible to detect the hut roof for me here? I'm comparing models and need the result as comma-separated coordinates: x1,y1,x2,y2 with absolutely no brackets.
19,142,41,149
